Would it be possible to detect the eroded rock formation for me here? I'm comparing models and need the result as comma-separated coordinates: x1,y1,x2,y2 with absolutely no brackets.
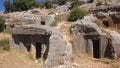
70,15,120,59
10,25,72,68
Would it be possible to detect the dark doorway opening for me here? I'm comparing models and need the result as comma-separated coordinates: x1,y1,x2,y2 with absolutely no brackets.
41,21,45,25
103,21,109,27
36,42,42,59
93,40,100,58
26,45,31,52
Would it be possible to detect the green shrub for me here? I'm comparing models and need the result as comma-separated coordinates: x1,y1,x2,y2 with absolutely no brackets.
0,16,5,32
45,1,52,9
38,2,45,9
70,0,83,9
50,16,61,26
58,0,67,5
0,38,10,51
68,7,87,21
96,2,103,6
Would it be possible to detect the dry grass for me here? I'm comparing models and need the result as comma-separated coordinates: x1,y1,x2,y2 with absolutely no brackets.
0,49,42,68
57,21,73,43
0,32,10,51
0,32,10,40
83,4,93,12
72,53,120,68
0,32,43,68
72,54,110,68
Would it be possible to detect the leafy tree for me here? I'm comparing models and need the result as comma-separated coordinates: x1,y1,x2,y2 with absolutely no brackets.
13,0,35,11
4,0,11,12
96,2,103,6
0,16,5,32
68,7,87,21
33,2,45,8
58,0,67,5
24,0,35,8
38,2,45,8
45,1,52,9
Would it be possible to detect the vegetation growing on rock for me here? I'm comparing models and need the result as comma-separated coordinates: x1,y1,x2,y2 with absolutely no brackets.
50,15,61,26
68,7,87,21
0,38,10,51
0,16,5,32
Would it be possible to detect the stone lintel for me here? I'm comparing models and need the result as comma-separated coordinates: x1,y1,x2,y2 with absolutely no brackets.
12,26,52,35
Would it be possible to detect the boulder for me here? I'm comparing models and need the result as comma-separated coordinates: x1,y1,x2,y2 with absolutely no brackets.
70,18,103,35
109,31,120,58
42,35,72,68
70,16,107,57
41,14,55,25
109,0,120,5
11,25,72,68
56,2,71,15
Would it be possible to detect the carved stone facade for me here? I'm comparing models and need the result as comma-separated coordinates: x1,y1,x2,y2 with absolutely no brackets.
70,20,118,59
10,25,72,68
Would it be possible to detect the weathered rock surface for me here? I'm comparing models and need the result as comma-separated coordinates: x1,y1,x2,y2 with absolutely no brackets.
109,31,120,58
56,2,71,15
70,14,120,59
42,35,72,68
70,16,103,35
70,15,104,55
3,9,53,26
105,0,120,5
11,24,72,68
41,14,55,25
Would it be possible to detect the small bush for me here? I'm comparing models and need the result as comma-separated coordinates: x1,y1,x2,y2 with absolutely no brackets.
96,2,103,6
70,0,83,9
0,16,5,32
0,38,10,51
58,0,67,5
33,2,45,9
27,20,34,24
50,16,61,26
45,1,52,9
68,7,87,21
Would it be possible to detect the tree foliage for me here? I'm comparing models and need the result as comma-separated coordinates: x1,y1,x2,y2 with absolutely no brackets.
68,7,87,21
4,0,12,12
13,0,35,11
33,2,45,8
4,0,36,12
58,0,67,5
45,1,52,9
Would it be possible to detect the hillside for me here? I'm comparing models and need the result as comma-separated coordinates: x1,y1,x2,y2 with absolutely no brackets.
1,0,120,68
